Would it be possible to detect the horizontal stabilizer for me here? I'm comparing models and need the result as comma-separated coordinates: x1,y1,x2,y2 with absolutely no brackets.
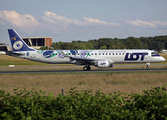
6,51,24,56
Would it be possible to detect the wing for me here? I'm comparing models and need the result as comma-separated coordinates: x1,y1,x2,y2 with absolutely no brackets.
60,50,115,65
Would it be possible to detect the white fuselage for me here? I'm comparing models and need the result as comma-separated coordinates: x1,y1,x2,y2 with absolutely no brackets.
7,29,166,70
14,49,165,65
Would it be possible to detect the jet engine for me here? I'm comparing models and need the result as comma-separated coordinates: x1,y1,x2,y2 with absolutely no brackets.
95,60,113,68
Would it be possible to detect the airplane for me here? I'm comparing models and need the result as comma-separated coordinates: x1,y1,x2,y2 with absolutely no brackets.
6,29,165,71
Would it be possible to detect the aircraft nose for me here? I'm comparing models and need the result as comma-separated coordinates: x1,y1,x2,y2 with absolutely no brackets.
160,57,165,62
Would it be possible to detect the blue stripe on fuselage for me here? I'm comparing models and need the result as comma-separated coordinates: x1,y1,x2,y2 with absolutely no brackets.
151,54,161,57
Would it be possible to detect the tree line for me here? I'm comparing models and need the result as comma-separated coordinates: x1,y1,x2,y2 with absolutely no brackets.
40,35,167,52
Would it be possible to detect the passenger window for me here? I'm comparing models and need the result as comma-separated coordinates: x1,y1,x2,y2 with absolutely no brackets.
102,53,104,55
122,53,124,55
119,53,121,55
109,53,111,55
106,53,108,55
95,53,97,55
112,53,114,55
99,53,101,55
116,53,118,55
91,53,93,55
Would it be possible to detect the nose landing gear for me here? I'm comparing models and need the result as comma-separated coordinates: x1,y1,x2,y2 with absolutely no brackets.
146,63,150,70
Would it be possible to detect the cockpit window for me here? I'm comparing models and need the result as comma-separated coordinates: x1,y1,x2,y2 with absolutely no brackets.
151,52,160,56
151,52,158,55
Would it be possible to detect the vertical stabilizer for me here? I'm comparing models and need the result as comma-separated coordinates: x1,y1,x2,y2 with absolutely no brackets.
8,29,36,51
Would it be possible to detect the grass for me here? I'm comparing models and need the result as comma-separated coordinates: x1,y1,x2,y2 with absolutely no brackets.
0,71,167,96
0,55,74,66
0,54,167,96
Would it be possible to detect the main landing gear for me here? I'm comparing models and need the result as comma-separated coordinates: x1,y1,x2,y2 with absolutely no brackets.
83,64,91,71
146,63,150,70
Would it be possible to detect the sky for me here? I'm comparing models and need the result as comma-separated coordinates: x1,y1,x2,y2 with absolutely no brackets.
0,0,167,45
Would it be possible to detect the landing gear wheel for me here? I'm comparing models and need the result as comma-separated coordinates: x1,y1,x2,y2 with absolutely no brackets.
146,63,150,70
83,67,87,71
87,66,91,70
83,66,91,71
146,65,149,70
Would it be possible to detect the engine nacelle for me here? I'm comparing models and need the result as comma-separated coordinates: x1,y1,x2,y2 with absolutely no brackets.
95,60,113,68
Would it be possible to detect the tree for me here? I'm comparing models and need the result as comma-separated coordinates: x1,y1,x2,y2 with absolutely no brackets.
39,46,53,50
85,42,94,49
98,38,111,49
51,41,63,49
140,37,150,49
125,37,143,49
78,43,86,49
156,42,165,52
60,43,75,50
88,39,99,49
108,40,115,49
100,45,107,49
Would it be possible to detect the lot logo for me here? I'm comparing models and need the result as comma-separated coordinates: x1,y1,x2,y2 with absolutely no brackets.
13,41,23,50
101,63,106,65
124,53,148,61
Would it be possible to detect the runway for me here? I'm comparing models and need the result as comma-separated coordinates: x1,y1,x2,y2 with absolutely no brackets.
0,68,167,74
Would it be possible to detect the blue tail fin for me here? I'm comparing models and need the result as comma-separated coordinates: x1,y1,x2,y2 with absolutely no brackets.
8,29,36,51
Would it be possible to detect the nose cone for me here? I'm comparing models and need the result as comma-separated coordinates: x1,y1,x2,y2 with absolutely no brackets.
160,57,166,62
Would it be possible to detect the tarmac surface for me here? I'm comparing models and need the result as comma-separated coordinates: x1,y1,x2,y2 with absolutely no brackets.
0,68,167,74
0,64,167,74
